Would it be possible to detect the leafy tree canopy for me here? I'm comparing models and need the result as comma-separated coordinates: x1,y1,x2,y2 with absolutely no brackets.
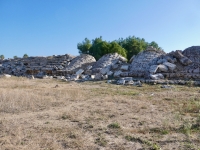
77,36,162,60
78,36,127,60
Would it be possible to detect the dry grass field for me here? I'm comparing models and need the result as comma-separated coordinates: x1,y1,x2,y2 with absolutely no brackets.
0,77,200,150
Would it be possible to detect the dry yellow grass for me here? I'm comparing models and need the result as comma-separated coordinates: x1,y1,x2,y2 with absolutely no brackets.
0,76,200,150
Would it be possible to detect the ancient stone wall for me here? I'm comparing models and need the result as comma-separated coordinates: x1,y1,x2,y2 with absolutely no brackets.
0,46,200,81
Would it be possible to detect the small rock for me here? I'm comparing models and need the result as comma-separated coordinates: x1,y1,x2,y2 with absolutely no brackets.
117,79,125,85
161,85,173,89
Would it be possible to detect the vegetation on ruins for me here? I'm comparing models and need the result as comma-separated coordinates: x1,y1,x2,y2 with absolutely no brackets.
77,37,127,60
13,56,18,59
0,55,4,60
23,54,29,58
77,36,162,60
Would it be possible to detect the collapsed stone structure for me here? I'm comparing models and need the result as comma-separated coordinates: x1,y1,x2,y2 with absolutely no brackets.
0,46,200,85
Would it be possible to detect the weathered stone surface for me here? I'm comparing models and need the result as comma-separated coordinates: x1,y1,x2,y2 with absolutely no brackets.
117,79,125,85
69,75,80,81
92,53,127,71
95,73,103,80
121,65,129,71
112,64,119,70
163,62,176,71
120,72,129,77
76,69,84,76
130,46,165,78
107,71,113,76
100,67,110,75
149,65,158,74
158,64,168,72
113,70,122,77
66,54,96,72
150,73,164,80
123,77,133,81
125,80,134,85
179,57,192,66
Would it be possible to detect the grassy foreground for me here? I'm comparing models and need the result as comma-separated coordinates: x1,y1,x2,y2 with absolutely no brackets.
0,77,200,150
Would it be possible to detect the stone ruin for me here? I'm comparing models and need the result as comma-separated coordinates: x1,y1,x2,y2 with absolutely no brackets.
0,46,200,85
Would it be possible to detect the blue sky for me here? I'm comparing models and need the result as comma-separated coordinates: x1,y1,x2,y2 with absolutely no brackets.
0,0,200,58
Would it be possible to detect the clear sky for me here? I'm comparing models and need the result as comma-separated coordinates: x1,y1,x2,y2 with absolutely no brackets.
0,0,200,58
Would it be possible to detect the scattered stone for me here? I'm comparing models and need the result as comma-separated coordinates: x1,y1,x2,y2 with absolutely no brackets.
125,80,134,85
4,74,12,78
69,75,80,81
161,85,173,89
107,80,112,83
134,81,142,87
150,73,164,80
117,79,125,85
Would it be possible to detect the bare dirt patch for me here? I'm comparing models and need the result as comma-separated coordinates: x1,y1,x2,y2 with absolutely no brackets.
0,77,200,150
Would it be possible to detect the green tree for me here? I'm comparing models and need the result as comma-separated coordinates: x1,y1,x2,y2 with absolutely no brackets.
23,54,28,58
77,38,92,54
78,37,127,60
77,36,162,61
119,36,148,60
0,55,4,60
13,56,18,59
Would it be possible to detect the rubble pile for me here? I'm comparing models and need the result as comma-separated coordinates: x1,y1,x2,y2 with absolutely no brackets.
91,53,128,80
129,46,165,78
0,46,200,85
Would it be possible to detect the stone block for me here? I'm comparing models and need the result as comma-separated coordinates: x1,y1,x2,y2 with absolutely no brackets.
123,77,133,81
112,64,119,70
113,70,122,77
150,73,164,80
76,69,84,76
100,67,110,75
95,73,103,80
70,75,80,81
163,62,176,71
86,65,92,70
117,79,125,85
158,64,168,72
107,71,113,76
179,57,192,66
120,72,129,77
149,65,158,74
121,65,129,71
